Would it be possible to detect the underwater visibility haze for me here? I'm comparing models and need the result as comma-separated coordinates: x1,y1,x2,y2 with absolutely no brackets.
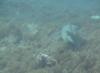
0,0,100,73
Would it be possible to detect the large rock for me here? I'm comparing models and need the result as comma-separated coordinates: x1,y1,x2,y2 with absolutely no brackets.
61,24,85,49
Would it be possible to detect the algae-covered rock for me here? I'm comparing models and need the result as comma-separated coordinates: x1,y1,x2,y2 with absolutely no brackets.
61,24,85,49
61,24,80,43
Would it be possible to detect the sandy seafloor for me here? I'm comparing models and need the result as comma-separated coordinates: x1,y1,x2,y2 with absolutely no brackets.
0,0,100,73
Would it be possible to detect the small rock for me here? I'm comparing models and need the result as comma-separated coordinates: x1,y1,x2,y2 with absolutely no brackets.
35,53,57,68
91,15,100,20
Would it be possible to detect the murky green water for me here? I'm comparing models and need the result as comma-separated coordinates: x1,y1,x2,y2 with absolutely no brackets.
0,0,100,73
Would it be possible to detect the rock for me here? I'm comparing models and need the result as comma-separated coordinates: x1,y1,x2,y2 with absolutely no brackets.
61,24,80,44
35,53,57,68
61,24,85,50
91,15,100,20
